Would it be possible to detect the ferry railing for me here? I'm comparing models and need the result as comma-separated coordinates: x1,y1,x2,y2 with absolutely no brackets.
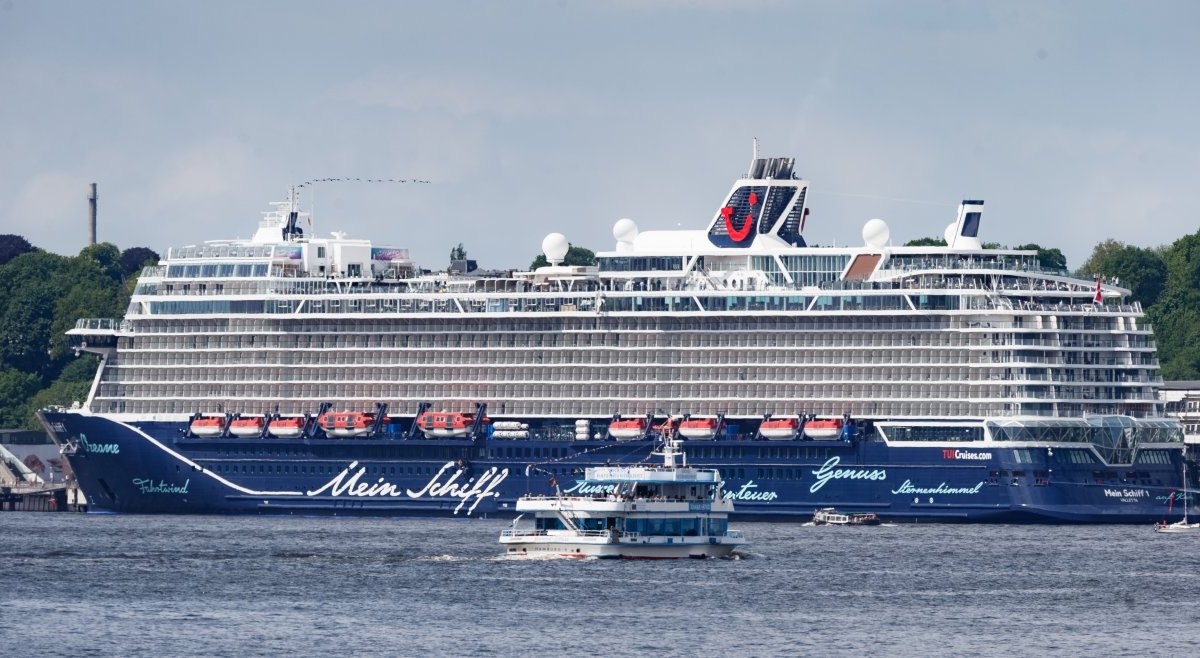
500,529,548,538
500,529,617,538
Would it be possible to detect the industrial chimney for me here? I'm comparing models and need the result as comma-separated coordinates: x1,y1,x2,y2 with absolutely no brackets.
88,183,98,246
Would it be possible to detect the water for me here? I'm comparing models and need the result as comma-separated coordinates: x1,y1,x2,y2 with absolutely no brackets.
2,514,1199,657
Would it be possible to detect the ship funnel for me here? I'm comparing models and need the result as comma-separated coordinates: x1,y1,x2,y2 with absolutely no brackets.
746,157,795,181
945,199,984,249
708,150,808,249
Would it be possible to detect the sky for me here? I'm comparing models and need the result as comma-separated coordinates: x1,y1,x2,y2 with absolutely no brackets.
2,0,1198,272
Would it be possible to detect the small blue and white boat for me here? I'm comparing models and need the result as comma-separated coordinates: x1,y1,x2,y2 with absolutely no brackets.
500,439,745,558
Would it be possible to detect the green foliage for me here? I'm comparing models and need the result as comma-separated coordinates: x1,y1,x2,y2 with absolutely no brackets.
1013,243,1067,272
0,250,67,374
1146,229,1200,380
903,237,947,247
77,242,124,282
0,234,35,265
450,242,467,262
120,247,160,277
0,240,138,428
0,368,41,428
23,376,94,429
1076,240,1167,308
530,245,596,270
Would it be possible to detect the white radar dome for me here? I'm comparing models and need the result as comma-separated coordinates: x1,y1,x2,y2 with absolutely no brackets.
542,232,570,265
613,218,639,243
943,222,957,246
862,218,890,248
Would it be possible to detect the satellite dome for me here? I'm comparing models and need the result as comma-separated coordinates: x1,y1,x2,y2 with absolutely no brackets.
862,218,890,248
613,218,639,243
542,232,569,265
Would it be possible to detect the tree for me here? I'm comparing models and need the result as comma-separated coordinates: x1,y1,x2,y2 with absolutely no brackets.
1013,243,1067,272
1163,231,1200,291
0,234,35,266
0,251,68,374
529,245,596,270
1076,239,1125,277
1076,240,1167,308
904,237,947,247
20,356,99,428
77,242,124,282
0,367,40,428
120,247,160,277
1148,229,1200,380
450,243,467,261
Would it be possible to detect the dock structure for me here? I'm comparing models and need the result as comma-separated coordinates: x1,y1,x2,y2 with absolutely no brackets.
0,444,85,512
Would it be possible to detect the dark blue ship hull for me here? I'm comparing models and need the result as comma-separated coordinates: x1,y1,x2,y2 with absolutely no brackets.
40,412,1190,523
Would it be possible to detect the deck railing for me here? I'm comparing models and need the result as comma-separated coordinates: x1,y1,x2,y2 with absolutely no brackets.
72,318,128,332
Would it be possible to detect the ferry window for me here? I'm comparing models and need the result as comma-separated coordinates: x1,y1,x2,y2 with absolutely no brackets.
318,247,326,258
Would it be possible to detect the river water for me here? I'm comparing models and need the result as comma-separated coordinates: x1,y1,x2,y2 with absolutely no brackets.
2,514,1198,657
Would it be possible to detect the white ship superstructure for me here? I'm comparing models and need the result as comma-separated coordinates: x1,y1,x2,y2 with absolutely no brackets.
68,153,1178,461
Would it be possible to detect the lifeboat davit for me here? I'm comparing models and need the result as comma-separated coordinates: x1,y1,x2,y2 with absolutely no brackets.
416,411,476,438
804,419,845,440
608,417,648,440
267,416,306,439
759,417,800,440
318,411,376,438
229,417,265,438
189,416,225,438
678,416,719,440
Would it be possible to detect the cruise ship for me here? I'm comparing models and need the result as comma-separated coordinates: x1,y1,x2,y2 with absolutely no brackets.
39,150,1188,522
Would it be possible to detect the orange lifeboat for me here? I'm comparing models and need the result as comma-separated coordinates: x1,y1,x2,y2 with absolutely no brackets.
759,417,800,440
267,416,306,439
318,411,376,438
189,416,224,438
678,416,719,440
416,411,475,438
229,417,265,438
803,418,844,440
608,417,647,441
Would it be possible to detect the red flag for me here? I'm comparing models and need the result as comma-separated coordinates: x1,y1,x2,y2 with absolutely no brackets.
1093,274,1103,304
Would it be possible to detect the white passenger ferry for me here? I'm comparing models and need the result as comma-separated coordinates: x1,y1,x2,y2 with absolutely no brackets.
40,146,1189,523
500,439,745,558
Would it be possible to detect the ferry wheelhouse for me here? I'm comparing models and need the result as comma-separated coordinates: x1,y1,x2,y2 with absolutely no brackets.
40,147,1187,522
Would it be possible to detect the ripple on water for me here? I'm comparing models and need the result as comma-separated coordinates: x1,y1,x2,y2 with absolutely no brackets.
3,516,1200,657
